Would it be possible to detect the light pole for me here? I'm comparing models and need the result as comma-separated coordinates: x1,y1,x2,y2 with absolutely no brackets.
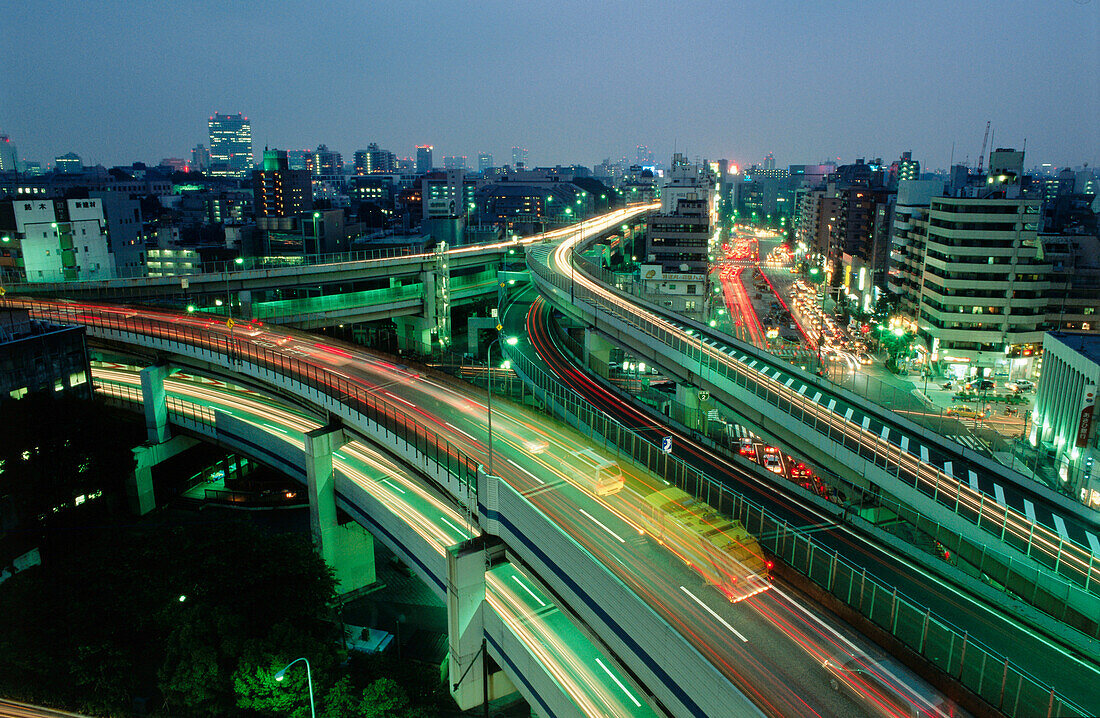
486,332,518,477
274,657,315,718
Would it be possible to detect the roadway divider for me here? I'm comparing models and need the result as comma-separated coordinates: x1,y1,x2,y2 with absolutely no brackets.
502,325,1089,718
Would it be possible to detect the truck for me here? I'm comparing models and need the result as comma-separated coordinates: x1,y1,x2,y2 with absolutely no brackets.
569,448,625,496
635,486,771,602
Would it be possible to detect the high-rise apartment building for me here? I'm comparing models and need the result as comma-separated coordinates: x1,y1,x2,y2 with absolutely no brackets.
312,145,343,177
477,153,493,173
416,145,433,174
207,113,253,179
887,180,943,316
190,144,211,173
252,149,313,218
354,144,396,175
511,146,529,169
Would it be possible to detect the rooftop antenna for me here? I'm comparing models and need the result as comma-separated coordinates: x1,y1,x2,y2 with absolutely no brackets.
976,120,991,173
949,141,954,168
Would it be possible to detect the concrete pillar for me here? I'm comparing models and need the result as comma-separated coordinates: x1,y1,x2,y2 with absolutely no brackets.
237,289,253,319
304,425,375,594
447,539,487,710
467,316,500,356
127,435,198,516
139,364,170,444
393,315,433,354
675,382,706,433
584,328,614,379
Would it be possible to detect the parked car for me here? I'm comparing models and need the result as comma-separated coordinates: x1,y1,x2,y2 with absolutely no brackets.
1005,379,1034,392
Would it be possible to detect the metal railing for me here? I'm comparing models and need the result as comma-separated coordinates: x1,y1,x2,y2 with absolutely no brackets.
24,300,480,500
502,319,1089,718
528,246,1100,604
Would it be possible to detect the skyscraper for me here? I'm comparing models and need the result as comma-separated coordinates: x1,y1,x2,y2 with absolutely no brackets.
763,153,776,170
416,145,433,174
477,153,493,173
207,113,253,179
443,155,467,171
190,144,210,173
0,134,18,173
511,146,529,168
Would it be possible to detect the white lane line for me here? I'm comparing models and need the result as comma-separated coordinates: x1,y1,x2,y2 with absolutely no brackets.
679,586,748,642
383,391,416,408
968,470,979,492
1023,499,1036,524
381,478,407,495
445,422,478,441
331,370,351,379
1052,515,1070,541
595,658,642,708
994,484,1006,507
511,575,546,607
264,423,289,434
1086,532,1100,555
579,508,626,543
507,458,545,484
440,516,469,540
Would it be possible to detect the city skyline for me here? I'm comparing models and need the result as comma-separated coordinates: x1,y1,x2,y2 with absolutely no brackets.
1,1,1097,171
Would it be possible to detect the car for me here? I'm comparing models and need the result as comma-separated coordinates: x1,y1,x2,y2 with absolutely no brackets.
790,462,812,480
1005,379,1034,392
857,352,873,365
762,453,783,473
945,406,982,419
977,379,995,390
739,437,754,455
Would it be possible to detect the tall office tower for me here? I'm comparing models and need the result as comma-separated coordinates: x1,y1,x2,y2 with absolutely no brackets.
635,145,654,165
511,146,529,168
312,144,343,176
416,145,433,174
54,153,82,174
252,149,313,218
763,153,776,170
443,155,467,171
0,134,18,172
190,143,211,173
477,153,493,173
207,113,253,179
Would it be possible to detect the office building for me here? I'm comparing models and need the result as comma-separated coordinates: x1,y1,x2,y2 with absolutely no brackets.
887,179,944,316
54,153,82,174
252,149,313,218
511,146,529,169
763,153,776,171
641,155,718,322
477,153,493,173
287,149,313,172
422,169,478,220
190,144,211,173
1032,332,1100,508
0,308,92,400
207,113,253,179
159,158,187,173
0,134,17,173
2,197,113,281
416,145,433,174
443,155,467,171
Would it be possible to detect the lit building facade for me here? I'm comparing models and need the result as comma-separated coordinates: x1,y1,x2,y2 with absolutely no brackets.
252,149,313,218
207,113,253,179
416,145,433,174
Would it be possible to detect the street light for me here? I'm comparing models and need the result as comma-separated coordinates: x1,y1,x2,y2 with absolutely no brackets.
273,657,315,718
486,332,518,477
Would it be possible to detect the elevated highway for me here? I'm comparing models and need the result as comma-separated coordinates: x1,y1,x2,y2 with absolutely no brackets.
14,288,964,718
527,234,1100,634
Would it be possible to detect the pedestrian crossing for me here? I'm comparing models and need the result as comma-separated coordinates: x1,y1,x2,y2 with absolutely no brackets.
949,434,988,452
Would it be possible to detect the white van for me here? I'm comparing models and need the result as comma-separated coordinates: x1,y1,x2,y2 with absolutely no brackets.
571,448,625,495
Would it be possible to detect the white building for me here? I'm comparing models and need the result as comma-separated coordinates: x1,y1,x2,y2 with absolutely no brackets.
12,198,112,281
1032,332,1100,508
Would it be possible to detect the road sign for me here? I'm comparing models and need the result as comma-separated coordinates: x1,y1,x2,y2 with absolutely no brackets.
0,287,5,297
496,324,503,332
698,391,709,402
226,318,235,329
661,436,673,454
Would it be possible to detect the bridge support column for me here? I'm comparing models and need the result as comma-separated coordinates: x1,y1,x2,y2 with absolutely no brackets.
305,425,376,594
447,536,514,711
128,435,198,516
139,363,170,444
237,289,253,319
393,315,433,355
584,328,614,379
674,382,708,433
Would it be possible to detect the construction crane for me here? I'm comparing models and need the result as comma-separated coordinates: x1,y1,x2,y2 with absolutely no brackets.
976,120,991,173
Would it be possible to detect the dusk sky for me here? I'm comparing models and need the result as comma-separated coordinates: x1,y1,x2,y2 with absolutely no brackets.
3,1,1098,171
